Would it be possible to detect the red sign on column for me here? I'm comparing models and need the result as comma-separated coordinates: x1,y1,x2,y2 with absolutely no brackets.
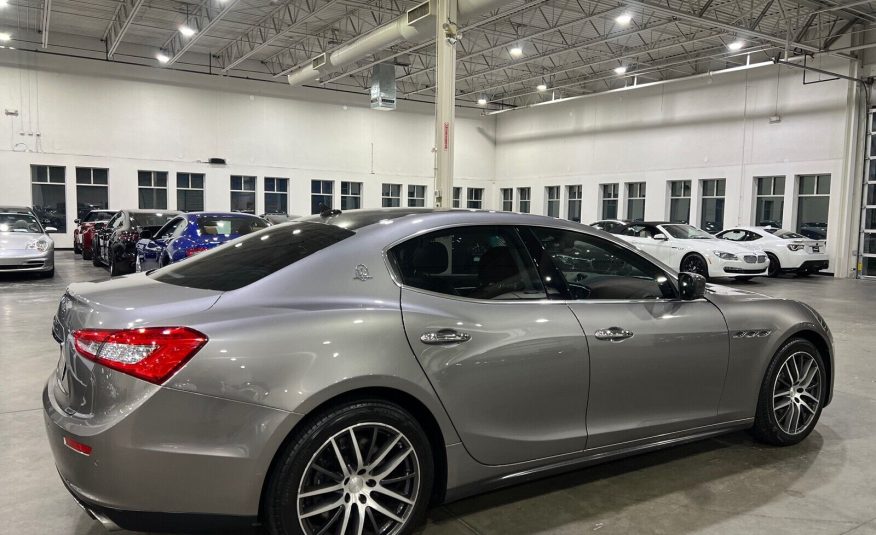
443,122,449,150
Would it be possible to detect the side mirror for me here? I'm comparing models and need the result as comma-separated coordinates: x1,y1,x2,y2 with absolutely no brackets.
653,233,667,241
139,230,153,240
74,219,81,224
45,226,58,233
678,272,707,300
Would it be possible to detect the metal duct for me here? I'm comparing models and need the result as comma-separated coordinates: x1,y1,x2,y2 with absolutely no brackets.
370,63,397,110
287,0,513,87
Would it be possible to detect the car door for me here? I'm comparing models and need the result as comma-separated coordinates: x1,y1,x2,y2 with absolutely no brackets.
100,212,123,261
523,226,730,450
392,225,590,466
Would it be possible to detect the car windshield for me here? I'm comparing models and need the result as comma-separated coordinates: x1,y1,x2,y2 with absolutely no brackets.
196,216,269,236
768,229,807,239
661,224,713,239
130,212,177,227
0,214,42,233
83,211,112,222
150,222,354,291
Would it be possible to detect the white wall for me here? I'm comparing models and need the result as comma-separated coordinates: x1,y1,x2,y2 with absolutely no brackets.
492,57,857,274
0,53,496,247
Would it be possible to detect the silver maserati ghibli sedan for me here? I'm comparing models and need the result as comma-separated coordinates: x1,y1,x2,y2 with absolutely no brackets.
43,209,833,534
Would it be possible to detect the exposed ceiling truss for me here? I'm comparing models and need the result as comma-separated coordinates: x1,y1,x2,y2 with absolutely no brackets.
0,0,872,108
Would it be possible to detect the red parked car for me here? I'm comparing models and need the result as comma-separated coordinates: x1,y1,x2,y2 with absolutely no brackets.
74,210,116,259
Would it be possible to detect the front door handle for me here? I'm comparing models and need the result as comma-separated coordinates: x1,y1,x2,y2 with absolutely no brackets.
594,326,634,342
420,329,472,345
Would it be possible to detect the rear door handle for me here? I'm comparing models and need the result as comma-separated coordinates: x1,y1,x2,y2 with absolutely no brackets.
420,329,472,345
594,326,634,342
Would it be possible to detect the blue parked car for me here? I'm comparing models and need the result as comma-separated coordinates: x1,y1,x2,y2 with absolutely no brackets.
135,212,269,272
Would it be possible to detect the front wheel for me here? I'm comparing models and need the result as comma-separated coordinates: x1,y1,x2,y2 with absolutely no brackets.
264,401,434,535
680,253,709,281
752,338,826,446
767,253,781,277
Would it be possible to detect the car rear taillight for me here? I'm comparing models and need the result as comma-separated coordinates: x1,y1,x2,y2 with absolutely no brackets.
186,247,209,257
63,436,92,456
72,327,207,384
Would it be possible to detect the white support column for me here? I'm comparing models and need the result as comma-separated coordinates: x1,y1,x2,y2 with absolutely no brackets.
434,0,458,207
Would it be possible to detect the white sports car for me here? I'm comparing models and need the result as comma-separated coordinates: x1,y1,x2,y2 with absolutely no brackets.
715,226,828,277
613,222,769,280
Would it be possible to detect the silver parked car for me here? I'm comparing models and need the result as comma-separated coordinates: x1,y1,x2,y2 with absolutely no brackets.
44,209,833,534
0,208,56,277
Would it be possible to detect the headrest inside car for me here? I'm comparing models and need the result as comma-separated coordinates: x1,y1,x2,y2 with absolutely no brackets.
412,242,448,274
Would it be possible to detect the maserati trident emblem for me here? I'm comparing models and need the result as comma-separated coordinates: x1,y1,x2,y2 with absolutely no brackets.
353,264,373,281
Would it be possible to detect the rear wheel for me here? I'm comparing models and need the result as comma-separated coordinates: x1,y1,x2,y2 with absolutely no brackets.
680,253,709,281
92,242,101,266
767,253,780,277
73,240,81,255
752,338,825,446
109,248,125,276
82,242,93,260
264,401,434,535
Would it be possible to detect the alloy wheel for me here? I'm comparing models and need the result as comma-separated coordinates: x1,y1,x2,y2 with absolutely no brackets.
772,351,822,435
681,255,706,276
297,423,420,535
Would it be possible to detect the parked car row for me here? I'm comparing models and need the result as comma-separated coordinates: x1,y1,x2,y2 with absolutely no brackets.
73,209,285,276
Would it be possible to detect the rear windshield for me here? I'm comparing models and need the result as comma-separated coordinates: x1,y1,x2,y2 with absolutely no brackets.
150,222,354,291
83,211,112,222
197,215,268,236
131,212,178,228
766,228,806,239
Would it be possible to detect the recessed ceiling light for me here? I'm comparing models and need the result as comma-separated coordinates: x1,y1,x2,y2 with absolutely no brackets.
477,97,487,105
615,13,633,25
179,25,196,37
727,40,744,51
509,46,523,58
0,0,8,7
537,84,548,92
156,52,170,63
0,32,10,42
614,65,627,75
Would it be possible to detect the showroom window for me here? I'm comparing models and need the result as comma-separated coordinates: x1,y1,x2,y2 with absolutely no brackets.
501,188,513,211
138,170,168,210
567,185,582,222
388,225,546,300
264,177,289,214
452,187,461,208
700,178,726,233
525,226,675,300
545,186,560,218
382,183,402,207
176,173,205,212
467,188,484,209
626,182,646,221
668,180,690,224
517,187,531,213
311,180,334,214
408,185,426,207
341,181,362,210
230,175,256,214
754,176,784,227
31,165,67,232
600,183,619,220
796,174,830,239
75,167,109,220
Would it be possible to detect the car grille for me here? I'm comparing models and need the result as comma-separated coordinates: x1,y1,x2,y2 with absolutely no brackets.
743,255,767,264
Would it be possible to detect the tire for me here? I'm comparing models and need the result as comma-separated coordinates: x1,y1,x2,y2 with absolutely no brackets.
82,243,92,260
680,253,709,281
767,253,780,277
751,338,826,446
264,400,434,535
109,248,126,276
73,241,81,255
40,268,55,278
92,242,102,266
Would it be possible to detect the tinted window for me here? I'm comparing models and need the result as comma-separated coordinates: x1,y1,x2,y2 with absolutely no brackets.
196,216,269,236
619,224,658,238
151,222,354,291
83,211,112,222
130,212,178,228
525,227,676,300
155,218,184,240
389,226,546,300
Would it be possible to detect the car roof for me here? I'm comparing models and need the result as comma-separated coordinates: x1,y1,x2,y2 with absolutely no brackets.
622,221,670,226
186,211,264,218
0,206,34,213
301,208,588,232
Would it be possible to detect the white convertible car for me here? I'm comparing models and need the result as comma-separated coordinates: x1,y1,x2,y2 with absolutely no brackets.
613,222,769,280
715,226,829,277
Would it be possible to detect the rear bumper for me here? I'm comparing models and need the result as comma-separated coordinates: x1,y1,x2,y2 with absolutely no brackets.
786,259,829,272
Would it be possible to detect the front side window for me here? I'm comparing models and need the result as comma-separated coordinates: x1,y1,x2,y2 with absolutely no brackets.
177,173,205,212
389,226,545,300
75,167,109,220
230,175,256,214
755,176,784,227
32,165,67,232
567,185,582,222
545,186,560,218
341,181,362,210
525,226,675,300
600,184,618,220
668,180,690,224
138,170,168,210
382,183,402,207
501,188,513,212
467,188,484,209
408,185,426,207
796,174,830,239
700,178,726,233
626,182,646,222
265,177,289,215
311,180,334,214
517,187,531,213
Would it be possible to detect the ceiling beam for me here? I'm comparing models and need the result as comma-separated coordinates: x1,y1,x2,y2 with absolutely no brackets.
104,0,146,58
164,0,241,66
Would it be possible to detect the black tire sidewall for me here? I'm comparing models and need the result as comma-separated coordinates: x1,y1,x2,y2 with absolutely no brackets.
681,253,708,280
266,401,434,535
753,338,826,446
767,253,780,277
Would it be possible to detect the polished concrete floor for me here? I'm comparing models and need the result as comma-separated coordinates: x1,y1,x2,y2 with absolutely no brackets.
2,252,875,535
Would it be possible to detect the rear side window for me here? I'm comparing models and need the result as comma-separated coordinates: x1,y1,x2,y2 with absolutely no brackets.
151,222,354,291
